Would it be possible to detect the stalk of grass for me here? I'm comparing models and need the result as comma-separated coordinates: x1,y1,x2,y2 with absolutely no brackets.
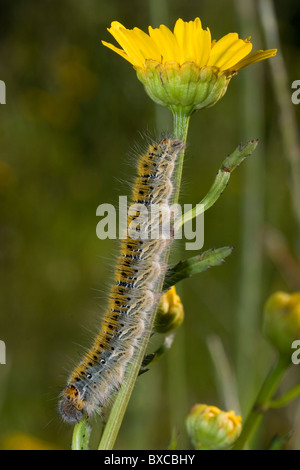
233,0,266,413
206,335,240,414
257,0,300,236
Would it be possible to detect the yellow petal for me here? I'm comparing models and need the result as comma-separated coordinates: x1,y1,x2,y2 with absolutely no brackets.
173,18,208,66
231,48,277,71
148,24,179,62
208,33,252,71
106,22,146,67
101,41,134,64
195,27,212,67
181,20,198,61
189,18,210,66
132,27,161,62
173,18,187,63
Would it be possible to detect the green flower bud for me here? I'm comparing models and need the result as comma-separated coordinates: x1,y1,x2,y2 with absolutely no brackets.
263,291,300,356
186,404,242,450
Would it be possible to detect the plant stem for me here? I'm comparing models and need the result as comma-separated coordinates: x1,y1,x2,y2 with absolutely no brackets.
97,351,143,449
171,108,190,205
167,109,190,441
232,355,290,450
72,414,91,450
268,383,300,409
97,109,191,450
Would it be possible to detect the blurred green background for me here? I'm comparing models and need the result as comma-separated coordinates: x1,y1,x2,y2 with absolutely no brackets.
0,0,300,450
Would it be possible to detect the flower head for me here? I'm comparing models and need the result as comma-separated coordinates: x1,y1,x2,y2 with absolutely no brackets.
186,404,242,450
102,18,277,114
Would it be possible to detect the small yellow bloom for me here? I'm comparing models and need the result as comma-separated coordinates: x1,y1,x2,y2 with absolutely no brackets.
186,404,242,450
102,18,277,114
154,286,184,333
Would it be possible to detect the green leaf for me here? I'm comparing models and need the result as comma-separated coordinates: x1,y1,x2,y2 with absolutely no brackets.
163,246,234,291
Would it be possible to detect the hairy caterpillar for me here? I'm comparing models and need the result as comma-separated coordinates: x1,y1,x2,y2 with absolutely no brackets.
59,137,185,423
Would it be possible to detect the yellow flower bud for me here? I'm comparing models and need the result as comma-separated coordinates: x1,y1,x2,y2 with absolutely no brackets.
263,291,300,356
186,404,242,450
154,286,184,333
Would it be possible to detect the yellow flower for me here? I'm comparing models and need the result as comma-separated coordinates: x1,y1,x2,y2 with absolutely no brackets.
102,18,277,114
186,404,242,450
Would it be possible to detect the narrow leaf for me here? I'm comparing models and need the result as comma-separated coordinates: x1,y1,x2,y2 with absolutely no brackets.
163,246,234,291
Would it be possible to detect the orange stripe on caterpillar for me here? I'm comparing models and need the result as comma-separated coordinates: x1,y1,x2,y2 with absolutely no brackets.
58,137,185,423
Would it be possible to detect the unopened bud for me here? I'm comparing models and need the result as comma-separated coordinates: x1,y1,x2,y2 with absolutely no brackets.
186,404,242,450
154,286,184,333
263,291,300,356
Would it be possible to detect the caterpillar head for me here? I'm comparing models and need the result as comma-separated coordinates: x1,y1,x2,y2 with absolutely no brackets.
58,384,85,423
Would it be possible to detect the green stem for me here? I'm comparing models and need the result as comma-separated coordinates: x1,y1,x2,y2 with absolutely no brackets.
232,355,290,450
97,108,191,450
171,108,190,205
71,414,91,450
167,108,190,446
98,354,142,449
268,383,300,409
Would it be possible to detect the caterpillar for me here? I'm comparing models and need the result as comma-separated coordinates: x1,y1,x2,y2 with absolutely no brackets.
58,137,185,423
